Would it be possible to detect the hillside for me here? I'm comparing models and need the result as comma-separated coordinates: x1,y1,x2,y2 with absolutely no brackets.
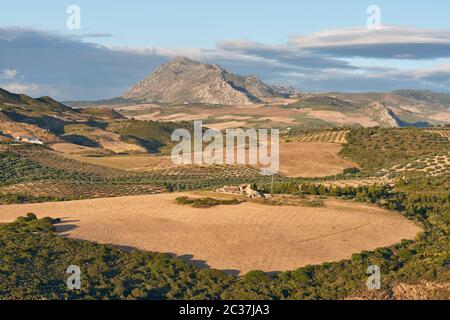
122,57,283,105
107,120,194,154
289,91,450,127
365,102,402,128
78,107,126,120
0,88,74,114
0,110,61,143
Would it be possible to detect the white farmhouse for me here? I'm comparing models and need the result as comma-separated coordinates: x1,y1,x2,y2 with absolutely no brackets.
15,136,44,145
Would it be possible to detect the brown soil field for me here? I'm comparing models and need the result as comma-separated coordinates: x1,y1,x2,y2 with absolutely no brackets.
0,118,60,143
61,154,175,170
54,141,356,177
257,116,296,124
84,129,147,153
277,142,358,177
429,112,450,122
112,103,387,127
0,193,421,274
205,121,247,130
50,142,104,155
300,109,379,127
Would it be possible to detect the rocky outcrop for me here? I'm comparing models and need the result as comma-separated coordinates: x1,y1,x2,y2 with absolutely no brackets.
122,57,282,105
269,85,301,96
366,102,402,128
346,282,450,300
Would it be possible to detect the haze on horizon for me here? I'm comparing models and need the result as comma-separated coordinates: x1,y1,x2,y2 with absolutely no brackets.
1,0,450,100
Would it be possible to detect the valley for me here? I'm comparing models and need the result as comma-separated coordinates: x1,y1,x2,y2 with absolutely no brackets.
0,58,448,301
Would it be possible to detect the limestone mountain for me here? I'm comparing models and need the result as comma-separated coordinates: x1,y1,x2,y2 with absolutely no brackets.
365,102,402,128
122,57,283,105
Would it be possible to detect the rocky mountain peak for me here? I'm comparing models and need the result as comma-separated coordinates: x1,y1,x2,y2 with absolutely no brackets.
122,58,283,105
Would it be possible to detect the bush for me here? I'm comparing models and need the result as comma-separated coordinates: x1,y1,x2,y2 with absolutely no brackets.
343,167,361,174
25,212,37,221
175,197,242,208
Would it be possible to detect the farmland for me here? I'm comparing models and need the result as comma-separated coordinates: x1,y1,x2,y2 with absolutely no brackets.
0,192,421,274
54,140,357,178
283,129,349,144
0,126,448,300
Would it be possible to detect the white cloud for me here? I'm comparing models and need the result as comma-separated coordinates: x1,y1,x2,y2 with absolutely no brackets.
290,26,450,47
0,82,52,96
288,26,450,59
2,26,450,99
1,69,18,80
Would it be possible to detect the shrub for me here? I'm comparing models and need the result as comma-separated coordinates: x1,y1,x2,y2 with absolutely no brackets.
175,197,242,208
343,167,361,174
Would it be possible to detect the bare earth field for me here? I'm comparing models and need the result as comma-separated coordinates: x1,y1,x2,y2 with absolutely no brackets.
61,153,175,170
277,142,357,177
50,142,104,155
115,103,382,127
54,141,356,177
0,193,421,274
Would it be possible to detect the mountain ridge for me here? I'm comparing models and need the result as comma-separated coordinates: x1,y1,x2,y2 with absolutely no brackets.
122,57,284,105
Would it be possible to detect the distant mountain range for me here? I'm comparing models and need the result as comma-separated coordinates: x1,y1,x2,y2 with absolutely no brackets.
122,57,285,105
1,57,450,133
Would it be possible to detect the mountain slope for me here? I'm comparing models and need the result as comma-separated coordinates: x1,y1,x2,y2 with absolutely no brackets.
122,57,283,105
0,88,75,114
0,110,60,143
365,102,402,128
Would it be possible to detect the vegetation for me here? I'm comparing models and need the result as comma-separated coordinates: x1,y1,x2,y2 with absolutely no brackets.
0,173,447,299
0,216,235,299
0,193,66,205
0,146,276,199
340,128,450,171
0,127,448,300
107,120,194,154
283,128,348,143
175,196,242,208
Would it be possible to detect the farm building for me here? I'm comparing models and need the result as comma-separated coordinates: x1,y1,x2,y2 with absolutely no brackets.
217,184,272,199
15,136,44,145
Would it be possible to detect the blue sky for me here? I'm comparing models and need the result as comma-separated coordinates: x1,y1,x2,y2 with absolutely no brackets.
1,1,450,100
3,0,450,47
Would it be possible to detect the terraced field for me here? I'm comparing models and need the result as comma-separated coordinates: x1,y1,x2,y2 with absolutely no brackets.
426,128,450,140
0,145,276,198
0,181,165,199
284,130,349,144
391,153,450,177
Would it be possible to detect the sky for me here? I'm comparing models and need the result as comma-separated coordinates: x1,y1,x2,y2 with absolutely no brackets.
1,0,450,100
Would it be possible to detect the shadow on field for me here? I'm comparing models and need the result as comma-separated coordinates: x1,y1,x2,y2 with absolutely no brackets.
54,218,80,235
168,253,241,275
171,253,210,269
52,219,243,275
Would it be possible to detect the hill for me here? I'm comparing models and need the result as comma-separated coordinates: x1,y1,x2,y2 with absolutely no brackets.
78,107,126,120
289,91,450,127
122,57,284,105
0,88,74,114
365,102,402,128
0,110,61,143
